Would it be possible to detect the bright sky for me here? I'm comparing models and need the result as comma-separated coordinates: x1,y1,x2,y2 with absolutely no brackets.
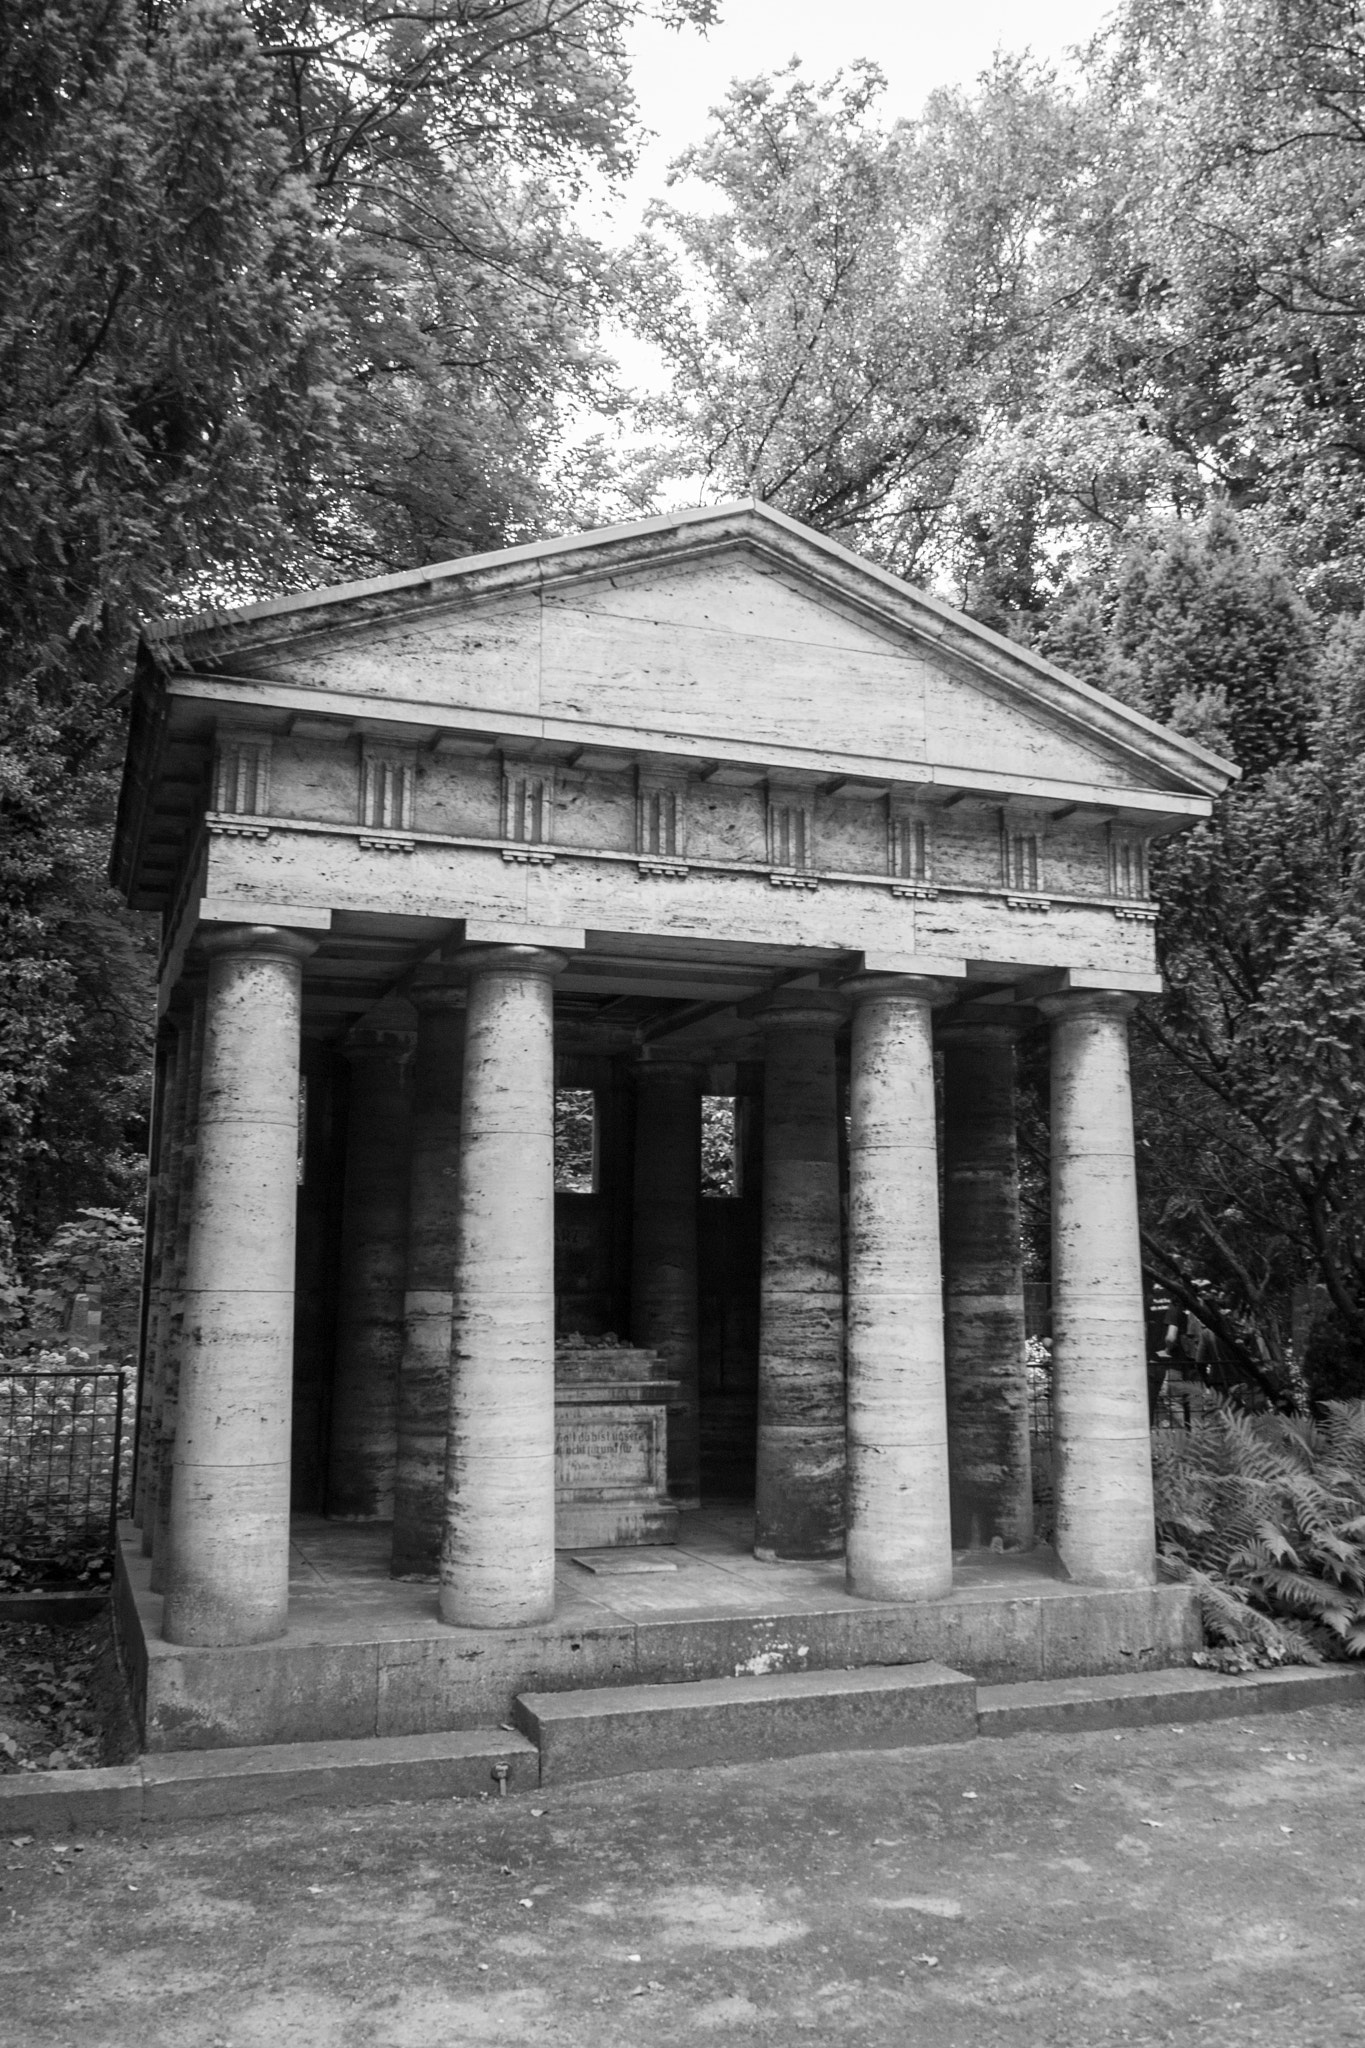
613,0,1119,229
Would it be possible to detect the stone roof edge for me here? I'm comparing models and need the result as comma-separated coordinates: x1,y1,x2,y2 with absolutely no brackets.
138,498,1239,800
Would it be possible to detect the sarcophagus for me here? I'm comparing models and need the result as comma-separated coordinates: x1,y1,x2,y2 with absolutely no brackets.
554,1342,679,1548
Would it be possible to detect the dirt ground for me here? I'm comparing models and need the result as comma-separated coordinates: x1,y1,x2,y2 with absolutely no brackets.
3,1701,1365,2048
0,1613,135,1775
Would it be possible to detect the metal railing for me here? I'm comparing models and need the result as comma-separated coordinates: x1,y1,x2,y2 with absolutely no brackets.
0,1369,128,1579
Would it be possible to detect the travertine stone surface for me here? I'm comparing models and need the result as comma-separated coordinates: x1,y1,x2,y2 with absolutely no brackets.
163,926,315,1647
150,993,205,1592
1041,991,1156,1588
630,1054,702,1506
754,993,847,1559
941,1021,1033,1551
844,975,957,1602
393,981,465,1576
326,1026,414,1521
440,945,565,1628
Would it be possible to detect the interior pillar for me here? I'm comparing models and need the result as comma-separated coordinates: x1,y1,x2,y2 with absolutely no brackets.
630,1052,702,1506
1039,990,1156,1586
162,924,315,1647
941,1018,1033,1550
843,973,956,1602
392,976,465,1577
439,945,564,1628
754,992,847,1559
325,1022,413,1519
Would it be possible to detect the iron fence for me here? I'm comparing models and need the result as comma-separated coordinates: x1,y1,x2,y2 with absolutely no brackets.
0,1369,128,1579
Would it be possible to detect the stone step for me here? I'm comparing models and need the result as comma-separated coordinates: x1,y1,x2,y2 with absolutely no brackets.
0,1727,537,1834
513,1661,977,1785
977,1660,1365,1738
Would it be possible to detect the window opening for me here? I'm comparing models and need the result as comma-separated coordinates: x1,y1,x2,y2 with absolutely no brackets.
554,1088,597,1192
701,1095,739,1197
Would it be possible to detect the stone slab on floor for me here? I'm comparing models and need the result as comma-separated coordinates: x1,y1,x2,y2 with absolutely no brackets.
514,1661,977,1785
978,1660,1365,1737
0,1730,536,1834
115,1519,1201,1753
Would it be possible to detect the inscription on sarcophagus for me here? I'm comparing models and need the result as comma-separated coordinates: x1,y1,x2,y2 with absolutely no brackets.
554,1341,679,1548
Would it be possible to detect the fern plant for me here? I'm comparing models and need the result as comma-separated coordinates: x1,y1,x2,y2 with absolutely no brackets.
1152,1399,1365,1665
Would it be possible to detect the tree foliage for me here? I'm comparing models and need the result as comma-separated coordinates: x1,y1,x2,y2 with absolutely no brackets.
1154,1399,1365,1663
0,0,712,1259
630,0,1365,614
1038,509,1365,1392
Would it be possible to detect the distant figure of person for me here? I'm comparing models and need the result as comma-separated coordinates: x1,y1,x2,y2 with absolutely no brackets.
1183,1296,1225,1391
1146,1290,1180,1423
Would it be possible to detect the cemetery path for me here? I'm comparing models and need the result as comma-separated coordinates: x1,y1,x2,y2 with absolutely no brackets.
2,1701,1363,2047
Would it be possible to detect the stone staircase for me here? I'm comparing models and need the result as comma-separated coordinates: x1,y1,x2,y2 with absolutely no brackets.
515,1661,977,1784
5,1659,1364,1833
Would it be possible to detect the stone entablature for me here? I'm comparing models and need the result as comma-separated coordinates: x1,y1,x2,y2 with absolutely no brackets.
196,747,1151,905
189,801,1165,992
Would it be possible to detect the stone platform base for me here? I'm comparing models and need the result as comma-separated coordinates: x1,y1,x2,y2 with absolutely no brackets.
114,1509,1201,1754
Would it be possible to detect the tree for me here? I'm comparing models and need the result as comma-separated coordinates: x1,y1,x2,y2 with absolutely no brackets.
1045,510,1365,1397
1,0,336,1257
0,0,714,1259
624,57,1088,601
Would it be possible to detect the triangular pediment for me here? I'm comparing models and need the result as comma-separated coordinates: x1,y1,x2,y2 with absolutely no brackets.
141,501,1237,804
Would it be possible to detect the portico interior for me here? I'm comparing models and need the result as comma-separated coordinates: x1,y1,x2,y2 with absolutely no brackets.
110,500,1236,1748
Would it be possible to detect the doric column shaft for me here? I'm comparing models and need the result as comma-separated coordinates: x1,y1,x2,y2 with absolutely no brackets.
754,994,847,1559
439,946,564,1628
393,982,466,1576
941,1021,1033,1550
844,975,956,1602
1042,991,1156,1587
163,925,315,1647
150,991,206,1590
326,1027,413,1519
630,1054,702,1505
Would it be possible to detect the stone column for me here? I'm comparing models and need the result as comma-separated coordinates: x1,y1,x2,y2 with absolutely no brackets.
630,1053,702,1506
941,1020,1033,1551
1040,991,1156,1587
843,974,956,1602
754,992,847,1559
325,1023,414,1520
392,977,465,1576
163,924,315,1648
149,990,206,1591
439,945,564,1629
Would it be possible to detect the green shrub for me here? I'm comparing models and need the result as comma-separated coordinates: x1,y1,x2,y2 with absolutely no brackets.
1153,1401,1365,1666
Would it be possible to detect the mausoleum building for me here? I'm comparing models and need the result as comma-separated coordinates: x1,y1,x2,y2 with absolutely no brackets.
111,502,1237,1752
